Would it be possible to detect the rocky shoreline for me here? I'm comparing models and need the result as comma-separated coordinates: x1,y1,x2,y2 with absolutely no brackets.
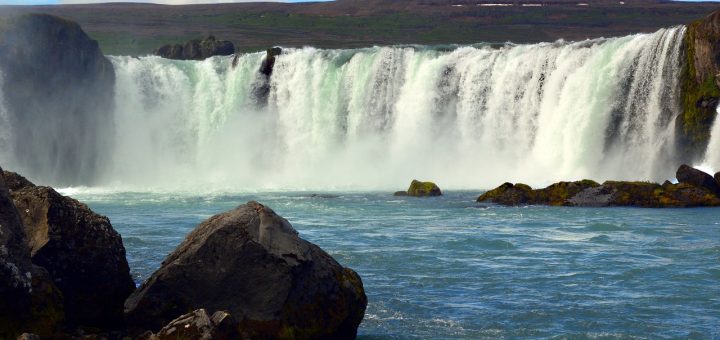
478,165,720,208
0,167,367,339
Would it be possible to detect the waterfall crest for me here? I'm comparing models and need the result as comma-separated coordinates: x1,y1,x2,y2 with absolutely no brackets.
4,27,691,190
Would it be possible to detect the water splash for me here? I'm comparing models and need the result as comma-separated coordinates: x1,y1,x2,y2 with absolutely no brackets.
6,27,689,191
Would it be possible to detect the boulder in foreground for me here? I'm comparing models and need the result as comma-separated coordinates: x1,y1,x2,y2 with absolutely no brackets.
140,309,239,340
478,165,720,208
3,171,135,331
125,201,367,338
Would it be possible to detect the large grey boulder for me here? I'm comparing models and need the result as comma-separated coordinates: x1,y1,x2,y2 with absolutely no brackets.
125,201,367,339
5,171,134,331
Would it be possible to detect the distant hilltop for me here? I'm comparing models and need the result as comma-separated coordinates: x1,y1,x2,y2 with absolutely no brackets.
0,0,718,55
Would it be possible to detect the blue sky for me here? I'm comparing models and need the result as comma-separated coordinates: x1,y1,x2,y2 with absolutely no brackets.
0,0,328,4
0,0,717,5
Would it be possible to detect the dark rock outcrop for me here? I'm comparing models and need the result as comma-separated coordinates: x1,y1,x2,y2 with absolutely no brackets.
478,165,720,208
405,179,442,197
393,191,409,196
140,309,239,340
678,10,720,159
477,180,599,206
155,36,234,61
260,46,282,77
252,47,283,105
0,14,115,186
0,168,64,338
4,172,134,331
676,163,720,194
125,201,367,338
2,170,34,192
0,166,34,338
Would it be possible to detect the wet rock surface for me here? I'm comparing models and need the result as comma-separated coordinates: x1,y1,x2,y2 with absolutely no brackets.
479,165,720,208
125,201,367,338
2,170,134,332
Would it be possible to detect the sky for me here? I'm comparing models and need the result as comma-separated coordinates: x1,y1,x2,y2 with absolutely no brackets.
0,0,327,4
0,0,716,5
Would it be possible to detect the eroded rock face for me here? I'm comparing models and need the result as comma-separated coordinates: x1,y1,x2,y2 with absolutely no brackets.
0,166,34,338
155,36,235,60
0,14,115,186
125,201,367,339
5,172,134,331
678,10,720,158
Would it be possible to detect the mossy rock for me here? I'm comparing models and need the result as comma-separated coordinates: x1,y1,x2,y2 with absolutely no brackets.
677,10,720,158
534,180,599,206
406,180,442,197
477,182,534,205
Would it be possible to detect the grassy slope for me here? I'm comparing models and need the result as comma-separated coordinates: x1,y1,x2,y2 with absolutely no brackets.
0,0,718,55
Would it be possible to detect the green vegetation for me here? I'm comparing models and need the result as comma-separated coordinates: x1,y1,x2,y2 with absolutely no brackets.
679,17,720,157
2,1,716,55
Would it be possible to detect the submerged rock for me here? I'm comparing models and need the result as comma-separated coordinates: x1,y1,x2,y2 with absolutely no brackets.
406,180,442,197
125,201,367,338
478,165,720,208
155,36,234,60
5,171,134,331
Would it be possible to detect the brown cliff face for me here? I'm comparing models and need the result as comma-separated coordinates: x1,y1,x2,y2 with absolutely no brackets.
678,10,720,159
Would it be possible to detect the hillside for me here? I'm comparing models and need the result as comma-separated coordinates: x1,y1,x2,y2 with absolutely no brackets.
0,0,718,55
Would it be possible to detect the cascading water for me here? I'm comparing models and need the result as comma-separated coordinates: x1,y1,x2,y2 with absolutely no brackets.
4,27,691,191
701,104,720,170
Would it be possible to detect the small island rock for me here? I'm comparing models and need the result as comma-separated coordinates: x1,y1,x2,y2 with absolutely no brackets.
406,180,442,197
478,165,720,208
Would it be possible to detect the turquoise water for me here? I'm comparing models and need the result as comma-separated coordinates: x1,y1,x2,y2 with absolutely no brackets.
69,191,720,338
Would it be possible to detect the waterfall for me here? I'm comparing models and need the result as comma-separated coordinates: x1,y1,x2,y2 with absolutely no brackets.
701,105,720,172
3,27,689,191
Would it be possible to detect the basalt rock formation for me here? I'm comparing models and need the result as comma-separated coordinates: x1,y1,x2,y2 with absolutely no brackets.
478,165,720,208
155,36,235,61
0,166,35,338
250,46,282,105
678,9,720,159
0,14,115,186
1,170,134,332
125,201,367,338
